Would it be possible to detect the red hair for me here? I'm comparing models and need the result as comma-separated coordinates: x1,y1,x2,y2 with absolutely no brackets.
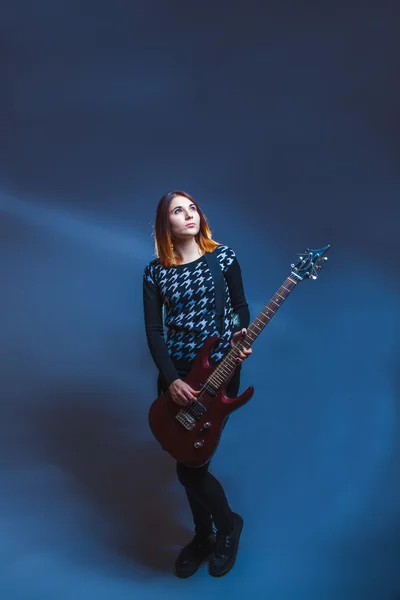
152,191,221,268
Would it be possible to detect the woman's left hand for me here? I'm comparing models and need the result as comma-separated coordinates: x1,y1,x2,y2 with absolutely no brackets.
230,328,252,364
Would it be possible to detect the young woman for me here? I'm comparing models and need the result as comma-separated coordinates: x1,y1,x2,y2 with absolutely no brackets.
142,190,252,578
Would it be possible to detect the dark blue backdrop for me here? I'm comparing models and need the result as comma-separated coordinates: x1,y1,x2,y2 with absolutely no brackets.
1,1,399,599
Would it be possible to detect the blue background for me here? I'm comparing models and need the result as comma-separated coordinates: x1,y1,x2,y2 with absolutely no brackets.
1,1,399,598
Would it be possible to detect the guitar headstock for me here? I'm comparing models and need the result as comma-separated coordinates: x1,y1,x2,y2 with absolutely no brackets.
291,245,331,281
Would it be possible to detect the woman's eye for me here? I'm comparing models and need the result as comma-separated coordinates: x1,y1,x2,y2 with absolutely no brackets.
173,205,196,214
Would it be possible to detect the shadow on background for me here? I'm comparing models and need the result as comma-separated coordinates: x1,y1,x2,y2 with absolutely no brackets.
25,379,191,575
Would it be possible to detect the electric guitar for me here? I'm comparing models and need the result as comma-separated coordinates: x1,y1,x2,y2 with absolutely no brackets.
148,245,330,467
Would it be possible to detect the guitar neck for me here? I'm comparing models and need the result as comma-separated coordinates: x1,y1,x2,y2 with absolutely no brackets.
208,276,299,389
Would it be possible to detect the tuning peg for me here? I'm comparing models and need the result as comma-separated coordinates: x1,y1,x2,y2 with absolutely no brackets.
323,257,328,261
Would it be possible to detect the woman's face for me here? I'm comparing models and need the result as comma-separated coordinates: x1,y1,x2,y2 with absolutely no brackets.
169,195,200,240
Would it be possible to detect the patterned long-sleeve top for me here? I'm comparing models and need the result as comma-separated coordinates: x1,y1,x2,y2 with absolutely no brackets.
143,245,250,386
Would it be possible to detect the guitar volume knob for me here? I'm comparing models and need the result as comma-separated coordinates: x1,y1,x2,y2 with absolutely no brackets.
194,441,204,449
199,421,212,432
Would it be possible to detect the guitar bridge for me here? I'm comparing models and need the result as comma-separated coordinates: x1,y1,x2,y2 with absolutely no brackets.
176,401,206,431
175,411,196,430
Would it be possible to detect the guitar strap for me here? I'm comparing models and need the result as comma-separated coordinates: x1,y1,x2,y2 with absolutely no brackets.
204,250,226,338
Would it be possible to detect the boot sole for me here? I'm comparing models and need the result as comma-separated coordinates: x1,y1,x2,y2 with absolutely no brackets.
175,550,213,578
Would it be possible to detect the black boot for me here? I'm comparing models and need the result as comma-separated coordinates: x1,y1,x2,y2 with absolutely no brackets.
175,531,215,578
209,512,243,577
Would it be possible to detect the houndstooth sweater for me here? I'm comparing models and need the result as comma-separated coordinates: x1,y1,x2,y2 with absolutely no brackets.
143,245,250,386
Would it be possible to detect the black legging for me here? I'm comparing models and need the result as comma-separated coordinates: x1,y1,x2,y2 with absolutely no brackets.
157,365,242,536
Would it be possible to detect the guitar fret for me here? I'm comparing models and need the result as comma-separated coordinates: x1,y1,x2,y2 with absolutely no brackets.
261,311,271,320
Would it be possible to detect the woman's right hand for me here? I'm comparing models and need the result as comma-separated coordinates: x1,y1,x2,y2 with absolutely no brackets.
168,379,200,406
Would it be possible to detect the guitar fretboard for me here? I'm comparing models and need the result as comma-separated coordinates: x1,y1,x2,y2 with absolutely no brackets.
208,276,299,390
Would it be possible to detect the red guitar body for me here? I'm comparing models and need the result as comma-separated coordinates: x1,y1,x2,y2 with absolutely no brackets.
148,336,254,467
